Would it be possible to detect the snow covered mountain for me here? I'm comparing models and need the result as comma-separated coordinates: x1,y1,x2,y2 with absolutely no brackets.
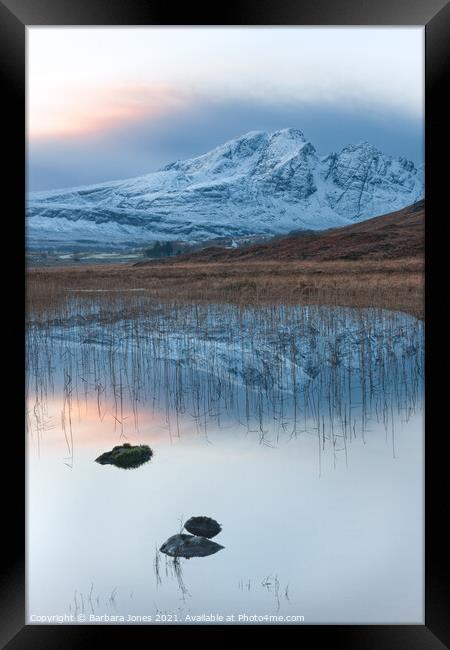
27,128,424,250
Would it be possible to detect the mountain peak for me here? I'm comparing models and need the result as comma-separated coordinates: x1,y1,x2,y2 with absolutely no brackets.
341,141,382,156
228,127,306,142
27,128,424,250
271,127,306,140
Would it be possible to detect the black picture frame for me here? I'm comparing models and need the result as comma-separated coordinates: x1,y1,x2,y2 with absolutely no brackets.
3,1,449,646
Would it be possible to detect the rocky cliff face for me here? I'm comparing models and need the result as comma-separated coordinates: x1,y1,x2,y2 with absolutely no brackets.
27,128,424,249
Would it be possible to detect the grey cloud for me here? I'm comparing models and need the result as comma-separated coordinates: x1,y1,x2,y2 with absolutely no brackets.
27,98,423,192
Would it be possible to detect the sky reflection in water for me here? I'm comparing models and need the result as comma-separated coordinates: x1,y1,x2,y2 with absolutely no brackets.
26,305,424,624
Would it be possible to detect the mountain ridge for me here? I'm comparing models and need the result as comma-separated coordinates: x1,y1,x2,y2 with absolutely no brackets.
27,128,424,250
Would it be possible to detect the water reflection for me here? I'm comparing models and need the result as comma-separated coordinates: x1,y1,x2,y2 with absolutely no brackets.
27,305,423,466
26,304,424,624
160,534,225,559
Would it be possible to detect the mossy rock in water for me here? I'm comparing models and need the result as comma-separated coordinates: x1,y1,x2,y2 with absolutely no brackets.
184,516,222,538
95,443,153,469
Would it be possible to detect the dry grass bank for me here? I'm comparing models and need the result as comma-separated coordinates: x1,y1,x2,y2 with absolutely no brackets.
26,257,424,322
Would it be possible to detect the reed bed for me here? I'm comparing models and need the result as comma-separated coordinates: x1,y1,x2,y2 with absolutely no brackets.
26,289,424,468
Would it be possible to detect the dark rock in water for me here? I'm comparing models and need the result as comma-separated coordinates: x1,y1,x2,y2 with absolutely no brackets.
95,443,153,469
159,534,224,559
184,516,222,538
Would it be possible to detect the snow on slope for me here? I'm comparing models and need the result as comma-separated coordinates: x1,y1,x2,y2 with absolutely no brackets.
27,128,424,249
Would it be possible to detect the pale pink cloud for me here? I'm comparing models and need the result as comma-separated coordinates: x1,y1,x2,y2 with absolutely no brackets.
28,83,194,139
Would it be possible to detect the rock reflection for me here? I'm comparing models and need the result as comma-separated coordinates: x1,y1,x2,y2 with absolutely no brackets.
160,534,225,559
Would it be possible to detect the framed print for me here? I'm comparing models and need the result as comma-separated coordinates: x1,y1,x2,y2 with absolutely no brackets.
1,0,449,646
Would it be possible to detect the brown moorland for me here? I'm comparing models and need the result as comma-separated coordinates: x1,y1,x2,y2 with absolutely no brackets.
138,200,424,264
26,202,424,320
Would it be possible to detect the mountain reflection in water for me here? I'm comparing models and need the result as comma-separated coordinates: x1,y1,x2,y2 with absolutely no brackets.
26,303,424,624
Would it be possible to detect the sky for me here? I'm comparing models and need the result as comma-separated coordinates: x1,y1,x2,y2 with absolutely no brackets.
27,27,424,192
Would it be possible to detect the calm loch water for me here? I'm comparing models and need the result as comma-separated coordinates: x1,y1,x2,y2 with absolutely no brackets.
26,304,424,624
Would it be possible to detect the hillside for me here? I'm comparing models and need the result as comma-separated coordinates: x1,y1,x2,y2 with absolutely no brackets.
155,201,424,264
